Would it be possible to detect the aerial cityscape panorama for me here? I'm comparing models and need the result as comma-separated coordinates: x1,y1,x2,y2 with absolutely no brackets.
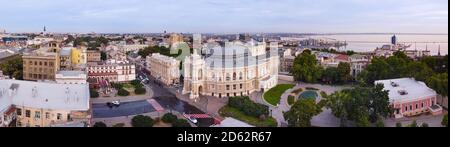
0,0,448,137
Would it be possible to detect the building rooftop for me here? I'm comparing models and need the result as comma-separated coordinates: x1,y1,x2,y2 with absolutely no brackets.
57,70,87,77
375,78,437,102
0,79,90,111
211,117,254,127
60,47,72,56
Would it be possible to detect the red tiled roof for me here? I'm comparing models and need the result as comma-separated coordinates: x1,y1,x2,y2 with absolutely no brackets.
5,106,16,115
335,54,349,61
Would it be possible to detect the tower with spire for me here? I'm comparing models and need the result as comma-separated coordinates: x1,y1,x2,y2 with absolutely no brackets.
438,44,441,56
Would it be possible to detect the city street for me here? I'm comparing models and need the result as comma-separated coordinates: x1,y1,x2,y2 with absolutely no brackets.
92,100,156,118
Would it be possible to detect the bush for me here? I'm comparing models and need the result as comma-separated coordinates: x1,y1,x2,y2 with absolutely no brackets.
421,123,429,127
320,91,328,98
134,87,147,95
117,88,130,96
442,114,448,127
90,88,99,98
113,123,125,127
376,119,385,127
131,115,154,127
408,120,418,127
93,122,107,127
396,122,402,127
162,113,178,123
229,96,269,118
172,119,192,127
288,96,295,106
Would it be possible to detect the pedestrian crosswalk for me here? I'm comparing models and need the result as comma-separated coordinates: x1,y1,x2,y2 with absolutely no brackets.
147,99,164,112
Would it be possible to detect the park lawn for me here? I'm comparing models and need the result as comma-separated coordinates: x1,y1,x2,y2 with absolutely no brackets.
264,84,295,106
219,106,277,127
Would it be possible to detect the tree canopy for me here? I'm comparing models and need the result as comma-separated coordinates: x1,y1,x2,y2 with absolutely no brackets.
324,84,393,126
291,51,323,83
284,99,322,127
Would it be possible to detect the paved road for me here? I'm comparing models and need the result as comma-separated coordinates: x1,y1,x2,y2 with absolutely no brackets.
93,100,156,118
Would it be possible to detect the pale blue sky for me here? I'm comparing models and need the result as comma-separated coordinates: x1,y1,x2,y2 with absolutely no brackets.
0,0,448,33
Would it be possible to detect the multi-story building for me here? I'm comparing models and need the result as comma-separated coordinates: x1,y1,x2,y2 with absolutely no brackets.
146,53,180,86
87,59,136,84
281,49,295,73
375,78,443,118
59,47,72,70
349,54,370,77
22,51,60,81
169,33,184,45
71,47,87,66
55,71,88,85
86,50,102,63
0,79,91,127
119,44,149,53
183,41,279,99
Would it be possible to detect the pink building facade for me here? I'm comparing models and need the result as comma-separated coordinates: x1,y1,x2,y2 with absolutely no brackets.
376,78,443,119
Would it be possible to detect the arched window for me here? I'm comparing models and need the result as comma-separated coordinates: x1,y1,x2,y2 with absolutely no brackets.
198,69,203,80
233,72,237,80
239,72,243,80
226,73,231,81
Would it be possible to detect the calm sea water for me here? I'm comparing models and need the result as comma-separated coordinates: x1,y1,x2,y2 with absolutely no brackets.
310,34,448,55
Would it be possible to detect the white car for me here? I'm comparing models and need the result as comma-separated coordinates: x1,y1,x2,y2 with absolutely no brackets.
188,116,198,124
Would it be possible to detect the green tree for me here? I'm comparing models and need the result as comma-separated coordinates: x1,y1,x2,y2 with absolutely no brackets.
322,67,339,84
421,123,429,127
117,88,130,96
427,73,448,105
406,61,434,82
0,56,23,80
284,99,322,127
90,88,99,98
134,87,146,95
131,115,154,127
291,51,323,83
359,57,390,85
337,62,351,83
101,51,107,61
408,120,418,127
93,122,107,127
376,118,385,127
442,114,448,127
325,85,392,126
162,113,178,123
396,122,402,127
